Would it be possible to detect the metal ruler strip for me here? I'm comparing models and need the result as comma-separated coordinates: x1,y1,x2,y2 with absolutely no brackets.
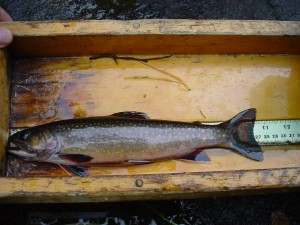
253,120,300,146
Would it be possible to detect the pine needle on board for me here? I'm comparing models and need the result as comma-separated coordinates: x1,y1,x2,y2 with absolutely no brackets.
140,62,191,91
89,54,190,91
124,76,184,86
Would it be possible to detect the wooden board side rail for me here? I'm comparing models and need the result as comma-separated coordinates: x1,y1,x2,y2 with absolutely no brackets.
1,20,300,56
0,168,299,203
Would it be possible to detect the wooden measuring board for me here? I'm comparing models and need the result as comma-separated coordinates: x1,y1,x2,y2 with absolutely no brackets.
0,20,299,203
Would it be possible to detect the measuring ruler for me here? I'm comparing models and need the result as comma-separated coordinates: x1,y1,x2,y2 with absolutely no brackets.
201,119,300,146
253,120,300,146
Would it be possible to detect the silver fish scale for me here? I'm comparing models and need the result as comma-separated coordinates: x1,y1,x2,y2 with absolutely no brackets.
40,118,227,163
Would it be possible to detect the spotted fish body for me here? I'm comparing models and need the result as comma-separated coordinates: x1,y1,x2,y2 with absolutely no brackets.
9,109,262,176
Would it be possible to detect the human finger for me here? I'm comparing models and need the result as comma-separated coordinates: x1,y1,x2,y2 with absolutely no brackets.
0,7,12,21
0,27,12,47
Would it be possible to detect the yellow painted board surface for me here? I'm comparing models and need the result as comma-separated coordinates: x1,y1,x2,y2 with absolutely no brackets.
7,54,300,177
11,54,300,127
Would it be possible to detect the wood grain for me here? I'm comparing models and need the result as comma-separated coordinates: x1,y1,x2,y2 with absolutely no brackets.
1,20,300,57
1,167,299,203
0,50,10,176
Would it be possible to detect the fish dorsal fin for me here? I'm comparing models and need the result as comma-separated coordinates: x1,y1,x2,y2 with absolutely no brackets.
111,111,150,119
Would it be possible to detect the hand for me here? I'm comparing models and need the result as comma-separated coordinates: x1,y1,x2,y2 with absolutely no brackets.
0,7,13,48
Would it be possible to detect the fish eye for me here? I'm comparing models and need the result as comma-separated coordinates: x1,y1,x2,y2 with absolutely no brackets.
22,132,31,141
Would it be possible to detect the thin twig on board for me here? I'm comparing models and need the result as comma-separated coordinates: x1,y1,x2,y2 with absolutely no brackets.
89,54,172,64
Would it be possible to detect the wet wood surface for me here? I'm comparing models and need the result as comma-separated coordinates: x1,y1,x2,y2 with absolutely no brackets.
10,55,300,127
7,54,300,177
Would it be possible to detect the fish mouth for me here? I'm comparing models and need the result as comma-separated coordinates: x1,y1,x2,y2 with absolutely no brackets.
8,149,37,158
8,139,37,158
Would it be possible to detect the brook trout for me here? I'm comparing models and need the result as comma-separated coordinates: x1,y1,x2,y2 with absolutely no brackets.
9,109,262,176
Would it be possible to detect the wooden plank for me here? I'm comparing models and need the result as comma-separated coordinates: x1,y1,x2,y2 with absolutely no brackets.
0,168,299,203
0,50,10,176
3,20,300,36
10,54,300,127
1,20,300,56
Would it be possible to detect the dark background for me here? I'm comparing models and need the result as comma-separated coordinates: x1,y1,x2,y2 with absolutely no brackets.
0,0,300,224
1,0,300,21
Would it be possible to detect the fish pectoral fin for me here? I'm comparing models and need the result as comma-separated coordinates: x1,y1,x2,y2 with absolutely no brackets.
63,165,89,177
58,154,94,163
124,159,153,165
180,150,211,162
110,111,150,119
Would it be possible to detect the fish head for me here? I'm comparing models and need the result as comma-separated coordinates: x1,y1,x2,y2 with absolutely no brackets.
9,127,59,160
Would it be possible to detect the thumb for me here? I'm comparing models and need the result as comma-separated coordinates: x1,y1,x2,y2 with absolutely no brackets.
0,27,12,48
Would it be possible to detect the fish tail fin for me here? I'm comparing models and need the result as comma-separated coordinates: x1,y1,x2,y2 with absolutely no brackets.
223,108,263,161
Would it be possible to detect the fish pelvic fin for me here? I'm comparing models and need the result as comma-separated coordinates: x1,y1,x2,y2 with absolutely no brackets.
63,165,89,177
223,108,263,161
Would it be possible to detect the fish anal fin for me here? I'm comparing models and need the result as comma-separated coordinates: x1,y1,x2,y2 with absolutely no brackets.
111,111,150,119
180,150,211,162
59,154,93,163
63,165,89,177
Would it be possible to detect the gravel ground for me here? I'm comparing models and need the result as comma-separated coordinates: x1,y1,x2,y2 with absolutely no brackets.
0,1,299,224
1,0,300,21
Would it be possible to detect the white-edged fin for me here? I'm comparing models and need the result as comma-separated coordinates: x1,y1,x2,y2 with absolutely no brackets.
180,151,211,163
63,165,89,177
